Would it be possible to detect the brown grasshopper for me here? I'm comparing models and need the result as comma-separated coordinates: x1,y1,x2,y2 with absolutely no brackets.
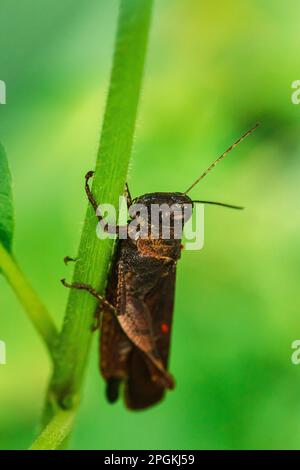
62,124,259,410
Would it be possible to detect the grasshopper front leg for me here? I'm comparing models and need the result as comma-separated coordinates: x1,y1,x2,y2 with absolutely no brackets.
85,171,130,237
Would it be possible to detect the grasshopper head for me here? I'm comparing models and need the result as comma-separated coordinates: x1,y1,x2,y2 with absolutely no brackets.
130,192,193,230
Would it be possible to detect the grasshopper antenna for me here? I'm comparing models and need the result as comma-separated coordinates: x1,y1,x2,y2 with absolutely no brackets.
193,200,244,210
184,123,260,195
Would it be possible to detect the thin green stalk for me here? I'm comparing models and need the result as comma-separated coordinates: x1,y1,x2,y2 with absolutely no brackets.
29,408,76,450
38,0,154,441
0,243,58,357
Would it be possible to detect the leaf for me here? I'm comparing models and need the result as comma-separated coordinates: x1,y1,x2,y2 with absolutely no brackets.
0,143,57,354
0,142,14,252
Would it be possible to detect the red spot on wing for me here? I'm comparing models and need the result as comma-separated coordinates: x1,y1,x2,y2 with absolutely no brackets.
161,323,169,334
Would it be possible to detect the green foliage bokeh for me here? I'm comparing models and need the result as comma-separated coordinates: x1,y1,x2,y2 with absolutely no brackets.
0,0,300,450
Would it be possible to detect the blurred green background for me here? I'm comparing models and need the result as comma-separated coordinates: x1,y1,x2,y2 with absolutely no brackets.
1,0,300,450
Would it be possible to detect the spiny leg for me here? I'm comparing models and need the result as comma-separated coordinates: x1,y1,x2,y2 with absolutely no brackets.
85,170,98,212
85,170,128,236
86,171,132,209
124,183,133,208
61,278,116,315
85,171,114,233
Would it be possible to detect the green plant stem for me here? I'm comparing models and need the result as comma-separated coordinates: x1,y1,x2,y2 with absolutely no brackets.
0,243,58,357
38,0,154,442
29,408,76,450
